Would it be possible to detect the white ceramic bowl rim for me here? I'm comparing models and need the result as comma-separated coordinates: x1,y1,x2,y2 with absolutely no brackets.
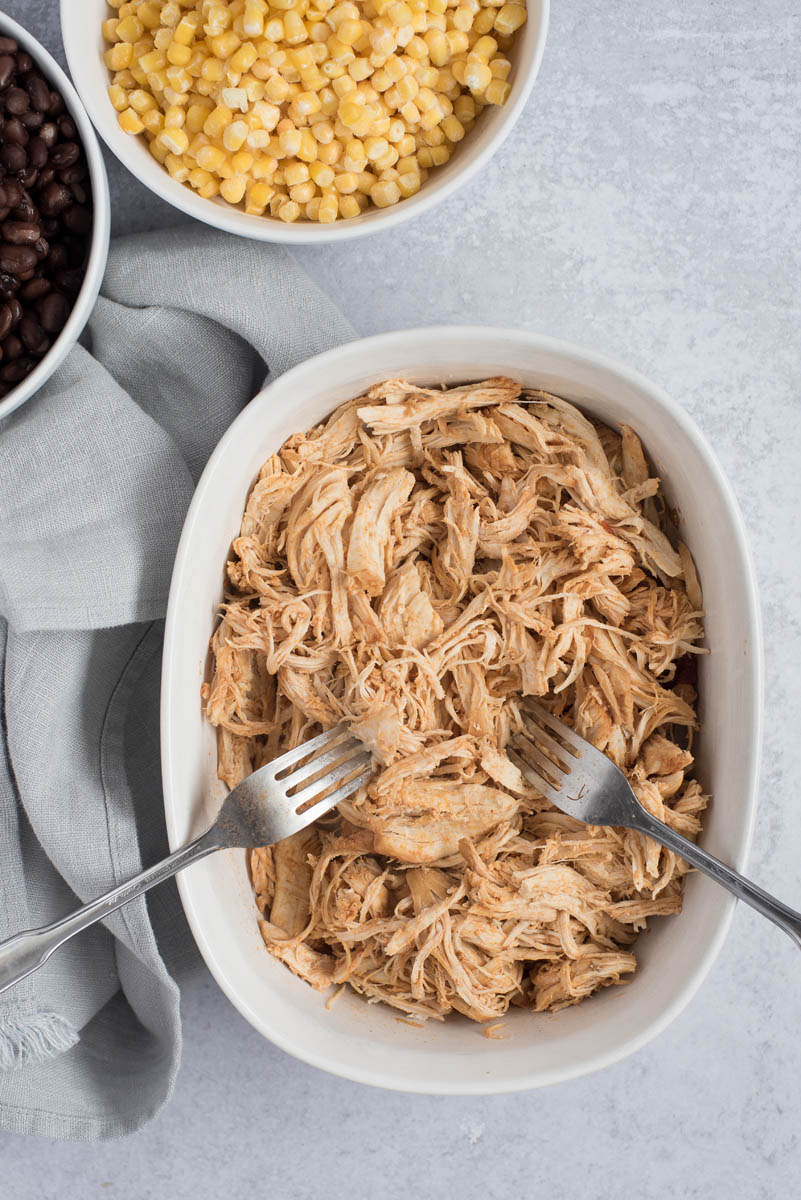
162,326,763,1093
61,0,548,243
0,12,110,422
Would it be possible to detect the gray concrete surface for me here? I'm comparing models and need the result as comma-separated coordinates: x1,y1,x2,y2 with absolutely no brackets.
2,1,800,1197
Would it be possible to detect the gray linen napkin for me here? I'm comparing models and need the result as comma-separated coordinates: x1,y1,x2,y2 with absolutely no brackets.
0,225,353,1139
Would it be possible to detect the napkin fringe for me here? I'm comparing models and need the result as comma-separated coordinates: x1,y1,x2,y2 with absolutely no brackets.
0,1010,79,1071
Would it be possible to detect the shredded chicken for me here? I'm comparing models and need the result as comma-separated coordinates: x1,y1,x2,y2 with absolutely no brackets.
206,378,708,1020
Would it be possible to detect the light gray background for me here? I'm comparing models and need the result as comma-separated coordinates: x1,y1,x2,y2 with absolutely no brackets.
3,0,801,1196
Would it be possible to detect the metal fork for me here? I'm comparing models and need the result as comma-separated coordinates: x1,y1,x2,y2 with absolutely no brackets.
509,703,801,949
0,724,372,995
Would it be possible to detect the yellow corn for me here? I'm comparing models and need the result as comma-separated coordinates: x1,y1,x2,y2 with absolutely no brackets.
485,77,510,105
220,175,247,203
105,43,134,70
100,0,527,221
118,106,145,134
494,3,526,35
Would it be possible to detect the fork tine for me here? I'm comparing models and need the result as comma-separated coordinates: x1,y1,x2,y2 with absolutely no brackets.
281,736,364,792
510,731,568,786
272,724,352,776
520,708,579,767
507,745,561,803
291,764,374,826
523,701,584,755
289,748,373,799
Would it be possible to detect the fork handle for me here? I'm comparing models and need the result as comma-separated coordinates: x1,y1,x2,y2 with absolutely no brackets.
0,828,221,997
635,811,801,949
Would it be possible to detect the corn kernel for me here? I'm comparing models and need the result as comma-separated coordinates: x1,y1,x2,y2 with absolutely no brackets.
142,108,165,133
463,57,491,93
157,126,189,154
167,40,192,66
494,3,526,36
204,104,233,138
283,12,307,44
220,175,247,203
440,113,465,141
246,179,275,210
243,2,266,37
116,15,144,42
196,143,226,171
102,18,121,42
105,43,134,70
297,130,319,161
485,77,510,105
397,169,420,196
118,106,145,134
278,199,301,221
107,83,129,112
370,178,400,207
279,127,302,156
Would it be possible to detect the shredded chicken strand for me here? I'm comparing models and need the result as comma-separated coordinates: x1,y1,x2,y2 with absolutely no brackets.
205,379,709,1020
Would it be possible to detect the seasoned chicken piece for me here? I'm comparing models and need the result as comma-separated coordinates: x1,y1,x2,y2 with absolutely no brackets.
270,828,318,936
359,781,519,864
378,558,444,649
357,378,521,434
346,467,415,595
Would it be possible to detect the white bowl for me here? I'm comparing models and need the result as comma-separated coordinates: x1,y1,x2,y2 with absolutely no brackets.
61,0,548,244
0,13,110,421
161,326,762,1093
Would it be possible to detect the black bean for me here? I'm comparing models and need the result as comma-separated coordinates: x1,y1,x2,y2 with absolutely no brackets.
2,332,22,359
68,182,88,206
5,87,29,116
20,168,38,188
3,118,28,146
19,314,47,353
58,117,77,141
38,181,71,215
2,221,40,245
0,303,13,339
27,135,47,168
39,121,58,148
0,55,15,88
0,37,18,55
15,52,32,73
26,74,51,113
38,290,69,332
21,276,49,301
0,144,25,172
6,297,22,326
55,267,83,293
50,141,79,169
0,270,18,299
3,177,21,206
12,193,36,222
0,355,35,382
20,109,43,132
37,166,55,189
64,205,90,234
0,242,37,274
45,242,66,269
47,91,64,116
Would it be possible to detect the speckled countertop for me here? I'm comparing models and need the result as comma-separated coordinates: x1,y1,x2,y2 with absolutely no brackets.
3,1,800,1196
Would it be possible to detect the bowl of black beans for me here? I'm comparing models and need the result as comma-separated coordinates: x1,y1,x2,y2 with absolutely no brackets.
0,14,109,419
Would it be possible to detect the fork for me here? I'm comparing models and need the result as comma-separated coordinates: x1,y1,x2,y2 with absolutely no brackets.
0,724,372,996
509,703,801,949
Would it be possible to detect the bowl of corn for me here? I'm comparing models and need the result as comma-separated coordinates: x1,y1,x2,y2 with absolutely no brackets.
61,0,548,240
